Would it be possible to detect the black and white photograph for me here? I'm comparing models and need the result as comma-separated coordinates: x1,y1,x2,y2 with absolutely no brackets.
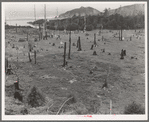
2,1,148,120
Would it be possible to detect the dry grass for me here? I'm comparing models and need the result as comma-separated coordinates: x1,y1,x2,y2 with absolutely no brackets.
5,28,145,115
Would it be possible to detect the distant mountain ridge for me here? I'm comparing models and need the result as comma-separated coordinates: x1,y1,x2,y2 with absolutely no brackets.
108,4,144,17
59,6,101,18
59,4,144,18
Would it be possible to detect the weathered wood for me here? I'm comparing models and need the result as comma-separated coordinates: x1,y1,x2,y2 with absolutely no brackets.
77,36,82,51
34,50,36,64
90,44,94,50
63,42,66,67
94,33,96,46
123,50,126,56
14,81,19,90
28,52,32,62
68,32,71,59
93,51,97,55
120,49,124,59
77,38,79,48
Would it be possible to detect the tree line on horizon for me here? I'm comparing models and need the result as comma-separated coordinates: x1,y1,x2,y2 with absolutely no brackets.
47,13,144,31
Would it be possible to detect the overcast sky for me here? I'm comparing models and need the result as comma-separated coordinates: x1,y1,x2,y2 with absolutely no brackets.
3,2,144,20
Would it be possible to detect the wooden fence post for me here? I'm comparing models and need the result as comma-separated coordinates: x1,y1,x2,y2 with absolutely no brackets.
63,42,66,67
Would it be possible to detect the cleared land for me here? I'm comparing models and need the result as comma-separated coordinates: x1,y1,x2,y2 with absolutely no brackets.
5,28,145,115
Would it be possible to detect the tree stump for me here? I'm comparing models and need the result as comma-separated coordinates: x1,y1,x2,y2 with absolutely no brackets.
63,42,66,67
102,80,108,89
28,52,32,62
120,49,124,59
77,36,82,51
94,33,97,46
123,50,126,56
68,36,71,59
102,49,105,53
12,44,15,48
34,50,36,64
52,43,55,46
93,51,97,55
14,81,19,90
14,91,22,102
90,45,94,50
72,43,76,46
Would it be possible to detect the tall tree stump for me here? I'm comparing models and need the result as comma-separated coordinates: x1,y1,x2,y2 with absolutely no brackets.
94,33,97,46
68,32,71,59
63,42,66,67
77,36,82,51
34,50,36,64
28,52,32,62
120,49,124,59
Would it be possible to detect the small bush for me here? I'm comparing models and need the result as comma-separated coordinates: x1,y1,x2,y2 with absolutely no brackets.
26,86,45,108
124,101,145,114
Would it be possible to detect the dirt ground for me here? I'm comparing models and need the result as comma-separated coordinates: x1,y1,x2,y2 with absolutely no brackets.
5,28,145,115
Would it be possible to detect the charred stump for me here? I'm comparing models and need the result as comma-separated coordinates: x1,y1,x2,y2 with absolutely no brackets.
120,49,124,59
90,45,94,50
63,42,66,67
28,52,32,62
34,50,36,64
77,36,82,51
93,51,97,55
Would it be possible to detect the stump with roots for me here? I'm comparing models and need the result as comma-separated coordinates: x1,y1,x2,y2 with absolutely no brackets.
93,51,97,55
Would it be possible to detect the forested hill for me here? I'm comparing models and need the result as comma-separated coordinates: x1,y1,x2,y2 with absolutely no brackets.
108,4,144,17
30,4,145,31
59,6,102,18
47,14,144,31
